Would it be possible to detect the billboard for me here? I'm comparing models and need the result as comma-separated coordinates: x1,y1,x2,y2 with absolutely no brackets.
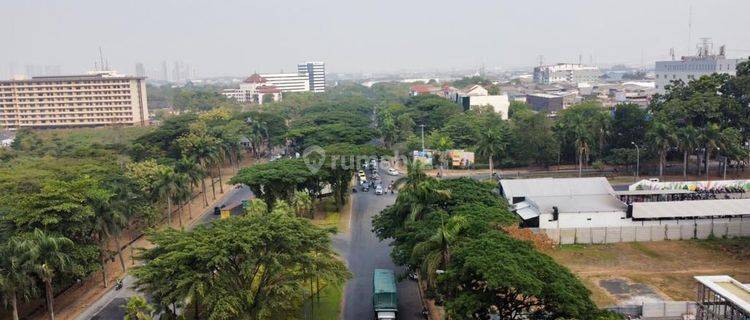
412,150,433,167
449,150,475,168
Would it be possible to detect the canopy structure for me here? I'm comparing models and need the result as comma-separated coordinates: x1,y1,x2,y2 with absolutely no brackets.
633,199,750,219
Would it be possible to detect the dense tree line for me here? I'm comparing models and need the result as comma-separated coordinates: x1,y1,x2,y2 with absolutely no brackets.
373,163,620,319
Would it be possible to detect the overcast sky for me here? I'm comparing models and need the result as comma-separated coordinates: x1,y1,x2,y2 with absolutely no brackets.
2,0,749,77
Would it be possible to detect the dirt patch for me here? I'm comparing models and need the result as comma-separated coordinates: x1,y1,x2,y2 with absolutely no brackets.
545,239,750,306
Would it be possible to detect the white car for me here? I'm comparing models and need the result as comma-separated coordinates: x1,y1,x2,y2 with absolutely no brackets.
375,185,384,195
387,168,399,176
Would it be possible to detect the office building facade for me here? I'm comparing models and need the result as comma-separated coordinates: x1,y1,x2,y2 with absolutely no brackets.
0,71,149,129
533,63,601,85
655,47,745,94
258,73,310,92
297,61,325,92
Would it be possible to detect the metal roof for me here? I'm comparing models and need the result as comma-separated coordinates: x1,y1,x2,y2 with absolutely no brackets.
373,269,397,293
615,189,694,196
633,199,750,219
501,177,626,215
694,275,750,313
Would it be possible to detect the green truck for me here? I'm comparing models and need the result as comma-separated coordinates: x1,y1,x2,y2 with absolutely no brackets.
373,269,398,320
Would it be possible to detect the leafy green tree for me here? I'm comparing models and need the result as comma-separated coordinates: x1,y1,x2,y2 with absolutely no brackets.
244,198,268,216
176,132,222,202
88,187,127,287
611,103,648,149
676,126,700,177
230,159,313,210
291,190,313,218
132,211,350,320
508,111,558,167
444,232,602,320
426,131,454,176
153,167,181,227
124,296,155,320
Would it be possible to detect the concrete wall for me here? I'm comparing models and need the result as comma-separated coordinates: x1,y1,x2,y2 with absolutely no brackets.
544,217,750,244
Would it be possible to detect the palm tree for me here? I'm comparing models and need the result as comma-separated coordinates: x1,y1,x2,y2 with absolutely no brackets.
412,215,467,290
22,229,73,320
176,157,206,207
244,199,267,216
393,160,428,191
0,238,35,320
646,120,677,178
89,188,127,287
154,167,180,226
475,128,507,177
171,173,190,228
124,296,155,320
432,135,453,178
677,126,699,178
291,191,313,218
572,123,592,178
701,123,724,180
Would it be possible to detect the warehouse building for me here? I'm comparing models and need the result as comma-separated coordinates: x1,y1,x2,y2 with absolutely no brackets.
500,177,750,244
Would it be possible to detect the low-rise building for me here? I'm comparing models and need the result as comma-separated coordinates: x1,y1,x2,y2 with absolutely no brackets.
533,63,601,85
526,93,564,112
450,85,509,119
221,74,282,104
409,84,441,96
258,73,310,92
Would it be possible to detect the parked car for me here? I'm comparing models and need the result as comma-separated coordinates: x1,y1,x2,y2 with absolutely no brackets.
388,168,399,176
375,185,384,195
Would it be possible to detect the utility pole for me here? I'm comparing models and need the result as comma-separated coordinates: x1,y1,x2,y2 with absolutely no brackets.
420,124,426,150
632,142,640,181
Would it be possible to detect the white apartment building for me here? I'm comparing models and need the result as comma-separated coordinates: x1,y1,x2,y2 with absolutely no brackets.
297,61,326,93
655,45,745,94
0,71,148,129
533,63,601,85
448,85,509,120
258,73,310,92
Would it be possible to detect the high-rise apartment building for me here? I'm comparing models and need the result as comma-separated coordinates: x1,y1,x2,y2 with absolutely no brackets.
0,71,149,129
297,61,325,92
533,63,601,85
655,43,745,94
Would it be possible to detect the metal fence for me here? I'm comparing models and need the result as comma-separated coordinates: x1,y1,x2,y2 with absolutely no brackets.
608,301,697,319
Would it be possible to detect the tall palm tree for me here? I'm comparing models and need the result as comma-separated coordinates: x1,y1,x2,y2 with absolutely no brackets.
22,229,73,320
171,173,190,228
291,191,313,218
475,128,507,177
433,135,453,178
393,160,428,191
0,238,35,320
646,120,677,178
412,215,467,290
571,122,592,178
154,167,180,226
701,123,724,180
677,126,699,178
176,157,206,207
89,188,127,287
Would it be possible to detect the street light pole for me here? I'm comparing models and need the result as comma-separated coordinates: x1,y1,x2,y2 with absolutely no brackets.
632,142,640,180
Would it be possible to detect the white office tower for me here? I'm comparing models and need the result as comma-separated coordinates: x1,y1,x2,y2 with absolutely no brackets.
298,61,325,93
655,41,746,94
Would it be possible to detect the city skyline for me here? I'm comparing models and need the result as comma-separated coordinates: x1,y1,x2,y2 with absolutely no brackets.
1,0,750,78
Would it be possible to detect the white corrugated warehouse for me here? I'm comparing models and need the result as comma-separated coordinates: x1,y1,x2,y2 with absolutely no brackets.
500,177,750,244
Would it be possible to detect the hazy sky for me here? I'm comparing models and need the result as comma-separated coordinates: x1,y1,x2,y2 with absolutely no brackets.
2,0,749,77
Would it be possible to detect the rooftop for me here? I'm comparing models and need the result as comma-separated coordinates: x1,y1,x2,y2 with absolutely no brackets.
501,177,626,216
695,275,750,313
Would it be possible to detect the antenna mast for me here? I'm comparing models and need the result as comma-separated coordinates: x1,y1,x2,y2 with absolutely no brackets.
98,47,106,71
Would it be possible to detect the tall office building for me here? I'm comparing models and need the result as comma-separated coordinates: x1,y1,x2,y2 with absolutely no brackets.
655,43,745,94
259,73,310,92
297,61,325,92
135,63,146,77
0,71,149,129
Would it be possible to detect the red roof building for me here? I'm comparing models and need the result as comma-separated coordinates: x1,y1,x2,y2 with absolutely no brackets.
244,74,267,84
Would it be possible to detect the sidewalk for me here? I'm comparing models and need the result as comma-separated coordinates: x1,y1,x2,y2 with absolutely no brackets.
26,158,254,320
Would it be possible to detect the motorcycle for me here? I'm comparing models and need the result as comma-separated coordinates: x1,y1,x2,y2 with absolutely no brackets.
115,278,123,290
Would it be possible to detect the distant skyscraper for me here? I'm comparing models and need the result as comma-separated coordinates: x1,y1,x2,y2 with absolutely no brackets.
135,63,146,77
297,61,325,93
161,61,169,81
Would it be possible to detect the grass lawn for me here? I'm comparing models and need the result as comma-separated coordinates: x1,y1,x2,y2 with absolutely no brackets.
300,282,344,320
546,238,750,306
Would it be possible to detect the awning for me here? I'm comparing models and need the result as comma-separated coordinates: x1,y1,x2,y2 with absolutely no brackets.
513,201,541,220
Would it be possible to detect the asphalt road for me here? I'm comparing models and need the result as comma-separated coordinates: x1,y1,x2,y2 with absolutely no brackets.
81,185,253,320
335,168,423,320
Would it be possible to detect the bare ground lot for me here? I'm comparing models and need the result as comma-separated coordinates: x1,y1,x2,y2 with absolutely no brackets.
544,238,750,306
